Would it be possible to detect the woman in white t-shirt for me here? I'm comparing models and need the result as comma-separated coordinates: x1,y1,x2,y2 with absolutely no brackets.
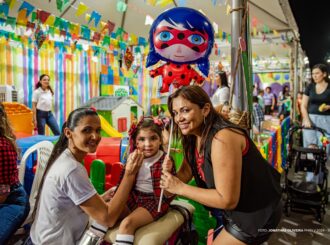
32,74,60,135
28,107,144,245
211,71,230,107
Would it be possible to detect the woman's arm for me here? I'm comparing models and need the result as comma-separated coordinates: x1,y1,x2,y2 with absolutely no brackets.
162,129,244,210
80,150,143,227
32,102,37,127
79,174,137,227
301,95,311,127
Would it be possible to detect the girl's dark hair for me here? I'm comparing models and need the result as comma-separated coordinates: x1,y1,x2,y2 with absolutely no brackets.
216,71,229,88
312,64,330,83
0,103,18,153
167,86,234,157
36,74,54,95
129,117,163,153
31,107,98,221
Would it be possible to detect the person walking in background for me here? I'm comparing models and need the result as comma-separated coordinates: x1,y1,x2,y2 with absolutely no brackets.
257,90,265,112
252,96,264,133
301,63,330,156
0,103,30,244
211,71,230,107
32,74,60,135
263,87,275,115
296,91,303,123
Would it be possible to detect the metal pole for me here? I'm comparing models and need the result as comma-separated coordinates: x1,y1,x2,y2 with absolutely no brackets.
120,0,129,29
293,39,299,120
231,0,245,111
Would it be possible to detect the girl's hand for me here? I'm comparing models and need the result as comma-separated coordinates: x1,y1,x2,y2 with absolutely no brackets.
162,155,174,172
124,149,144,176
102,186,117,202
160,171,184,195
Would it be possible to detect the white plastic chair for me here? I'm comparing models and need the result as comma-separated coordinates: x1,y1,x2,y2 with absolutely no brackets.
18,140,54,224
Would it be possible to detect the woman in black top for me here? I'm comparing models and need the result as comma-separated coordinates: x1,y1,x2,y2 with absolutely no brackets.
161,86,282,244
301,64,330,156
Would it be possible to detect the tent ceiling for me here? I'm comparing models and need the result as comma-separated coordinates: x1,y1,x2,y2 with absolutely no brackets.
13,0,290,38
8,0,294,65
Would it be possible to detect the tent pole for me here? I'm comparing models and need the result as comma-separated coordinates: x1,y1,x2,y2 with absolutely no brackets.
293,38,299,120
120,0,129,29
231,0,245,111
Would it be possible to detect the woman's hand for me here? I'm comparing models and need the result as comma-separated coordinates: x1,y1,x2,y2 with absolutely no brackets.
124,149,144,176
302,117,312,128
160,171,184,195
33,118,37,128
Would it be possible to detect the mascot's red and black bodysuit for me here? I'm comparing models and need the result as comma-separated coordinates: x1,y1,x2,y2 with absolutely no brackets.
146,7,215,93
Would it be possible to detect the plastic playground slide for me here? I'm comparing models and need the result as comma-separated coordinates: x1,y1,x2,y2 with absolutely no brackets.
98,115,123,137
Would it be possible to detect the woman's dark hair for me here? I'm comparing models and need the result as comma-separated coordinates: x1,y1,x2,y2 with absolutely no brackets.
129,117,163,153
31,107,98,221
0,103,18,153
167,86,234,158
282,85,289,94
36,74,54,95
216,71,229,88
312,64,330,83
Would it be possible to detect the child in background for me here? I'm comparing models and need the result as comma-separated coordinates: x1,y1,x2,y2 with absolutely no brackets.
252,96,264,133
114,117,176,245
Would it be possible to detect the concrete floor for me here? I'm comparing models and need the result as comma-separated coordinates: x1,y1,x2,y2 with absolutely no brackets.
267,159,330,245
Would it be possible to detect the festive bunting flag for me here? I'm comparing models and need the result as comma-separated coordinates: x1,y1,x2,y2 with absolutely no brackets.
212,0,217,6
80,25,90,40
145,15,154,25
102,36,110,46
70,23,80,35
273,30,279,36
37,10,51,24
212,22,218,34
88,10,101,27
251,16,258,27
157,0,173,7
85,13,90,22
17,9,28,25
56,0,70,12
48,26,55,37
6,16,16,29
26,21,35,31
103,20,115,35
76,2,88,17
263,24,270,33
253,27,257,36
130,33,138,45
0,3,9,17
18,1,34,17
92,32,101,43
226,4,231,15
7,0,16,9
44,15,55,26
147,0,157,6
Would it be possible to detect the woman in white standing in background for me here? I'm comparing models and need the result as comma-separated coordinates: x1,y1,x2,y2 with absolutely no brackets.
211,70,230,107
32,74,60,135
